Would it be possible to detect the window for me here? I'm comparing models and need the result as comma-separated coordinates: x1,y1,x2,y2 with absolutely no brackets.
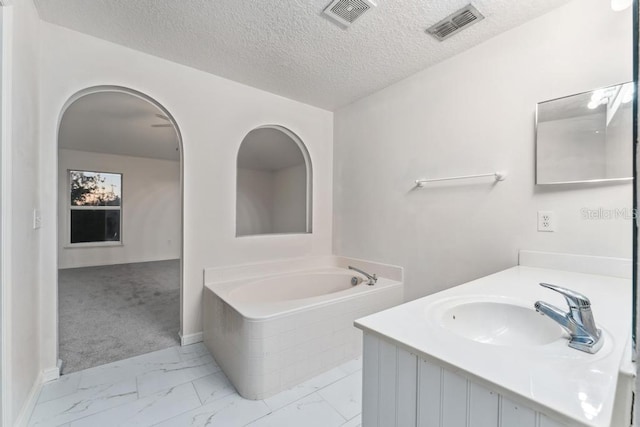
69,170,122,244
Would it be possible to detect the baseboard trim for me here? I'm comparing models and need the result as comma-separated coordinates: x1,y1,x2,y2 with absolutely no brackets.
58,257,180,270
179,331,203,346
42,359,62,383
14,371,42,427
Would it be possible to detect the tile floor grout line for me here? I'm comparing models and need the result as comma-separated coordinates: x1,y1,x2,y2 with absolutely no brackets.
191,378,206,406
316,391,350,423
164,382,208,425
242,399,272,427
135,374,141,400
134,358,220,399
318,392,350,423
344,412,361,422
263,387,340,422
240,402,274,427
318,371,363,423
261,364,361,413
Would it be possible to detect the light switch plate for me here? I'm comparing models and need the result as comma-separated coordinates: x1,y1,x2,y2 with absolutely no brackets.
33,209,42,229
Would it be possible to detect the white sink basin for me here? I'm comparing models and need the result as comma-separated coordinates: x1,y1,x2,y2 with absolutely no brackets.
434,299,565,346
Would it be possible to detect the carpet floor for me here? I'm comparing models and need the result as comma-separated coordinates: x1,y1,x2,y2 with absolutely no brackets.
58,259,180,374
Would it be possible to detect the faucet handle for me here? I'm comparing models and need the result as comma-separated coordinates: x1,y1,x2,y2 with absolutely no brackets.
539,283,591,309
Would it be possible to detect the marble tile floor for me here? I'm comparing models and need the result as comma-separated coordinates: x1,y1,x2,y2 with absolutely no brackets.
28,343,363,427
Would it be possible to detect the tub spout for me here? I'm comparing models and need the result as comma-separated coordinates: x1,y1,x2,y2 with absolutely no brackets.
348,266,377,286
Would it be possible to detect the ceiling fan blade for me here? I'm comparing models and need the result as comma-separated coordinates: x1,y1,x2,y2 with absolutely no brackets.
155,113,170,121
151,124,173,128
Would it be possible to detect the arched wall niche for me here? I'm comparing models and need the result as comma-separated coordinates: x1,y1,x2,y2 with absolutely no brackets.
236,125,313,237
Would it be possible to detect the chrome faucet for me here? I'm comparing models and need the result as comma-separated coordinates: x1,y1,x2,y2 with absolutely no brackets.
348,266,377,286
534,283,603,354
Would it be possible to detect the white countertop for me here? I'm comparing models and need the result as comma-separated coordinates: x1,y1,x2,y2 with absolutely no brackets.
354,266,631,427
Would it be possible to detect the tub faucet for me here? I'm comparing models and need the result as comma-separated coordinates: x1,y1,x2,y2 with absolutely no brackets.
348,266,377,286
534,282,603,354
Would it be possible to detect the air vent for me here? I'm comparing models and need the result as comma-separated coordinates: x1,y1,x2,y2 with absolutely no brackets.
323,0,376,28
426,4,484,41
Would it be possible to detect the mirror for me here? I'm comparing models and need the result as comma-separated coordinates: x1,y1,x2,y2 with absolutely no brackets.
236,126,312,236
536,82,633,185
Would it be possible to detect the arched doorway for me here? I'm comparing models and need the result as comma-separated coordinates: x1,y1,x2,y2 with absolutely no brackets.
56,86,184,373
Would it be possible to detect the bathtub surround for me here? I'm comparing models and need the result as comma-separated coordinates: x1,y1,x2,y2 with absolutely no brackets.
203,256,403,399
27,343,363,427
333,0,632,302
58,260,180,374
57,149,181,269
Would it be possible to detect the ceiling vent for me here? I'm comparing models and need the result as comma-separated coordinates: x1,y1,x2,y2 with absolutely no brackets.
426,4,484,41
323,0,376,28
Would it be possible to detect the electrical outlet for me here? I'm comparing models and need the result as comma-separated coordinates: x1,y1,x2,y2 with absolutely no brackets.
537,211,555,232
33,209,42,229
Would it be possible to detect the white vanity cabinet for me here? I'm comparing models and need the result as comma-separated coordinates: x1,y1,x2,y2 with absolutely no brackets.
355,258,632,427
362,332,567,427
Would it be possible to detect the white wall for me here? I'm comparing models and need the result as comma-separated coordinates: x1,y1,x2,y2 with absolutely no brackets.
272,163,307,233
57,149,181,269
38,23,334,374
2,0,42,425
333,0,632,302
237,164,308,235
237,168,274,236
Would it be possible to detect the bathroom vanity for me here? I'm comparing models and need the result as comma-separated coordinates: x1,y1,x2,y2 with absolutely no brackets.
355,252,632,427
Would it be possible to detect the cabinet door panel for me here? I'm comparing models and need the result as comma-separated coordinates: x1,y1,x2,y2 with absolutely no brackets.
378,339,398,427
501,397,535,427
442,370,468,426
469,383,499,427
417,358,441,427
362,333,380,427
396,348,417,426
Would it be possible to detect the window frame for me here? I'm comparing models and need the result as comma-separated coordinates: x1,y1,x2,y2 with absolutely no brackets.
66,169,124,248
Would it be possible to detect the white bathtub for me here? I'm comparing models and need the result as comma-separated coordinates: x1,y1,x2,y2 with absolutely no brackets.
203,256,403,400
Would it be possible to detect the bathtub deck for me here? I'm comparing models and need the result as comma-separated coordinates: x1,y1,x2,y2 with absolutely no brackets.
27,343,363,427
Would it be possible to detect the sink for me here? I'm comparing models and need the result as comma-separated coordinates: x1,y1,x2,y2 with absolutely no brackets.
434,299,565,346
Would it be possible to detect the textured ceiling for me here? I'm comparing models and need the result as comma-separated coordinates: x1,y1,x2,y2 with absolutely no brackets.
34,0,572,110
59,92,180,161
